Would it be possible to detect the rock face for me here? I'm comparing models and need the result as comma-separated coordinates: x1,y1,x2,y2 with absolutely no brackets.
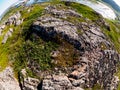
31,5,120,90
19,69,40,90
0,67,20,90
0,25,5,35
0,2,119,90
2,28,13,44
0,11,23,44
33,16,81,49
5,11,22,26
42,75,84,90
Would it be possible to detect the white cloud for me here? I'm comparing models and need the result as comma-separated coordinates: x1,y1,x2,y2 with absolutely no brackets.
113,0,120,7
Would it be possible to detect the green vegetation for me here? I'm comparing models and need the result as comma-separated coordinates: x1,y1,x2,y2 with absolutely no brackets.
0,3,45,71
0,0,120,89
103,20,120,53
13,39,58,76
69,2,102,20
7,1,80,77
85,84,103,90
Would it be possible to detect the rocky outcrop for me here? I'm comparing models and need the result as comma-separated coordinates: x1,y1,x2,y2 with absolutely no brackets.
5,11,22,26
44,5,82,19
2,28,13,44
0,11,23,44
32,16,81,50
0,2,119,90
19,69,40,90
0,25,5,35
31,5,120,90
42,75,84,90
0,67,20,90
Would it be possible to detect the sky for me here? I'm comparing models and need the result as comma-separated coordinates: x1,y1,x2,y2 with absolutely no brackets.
0,0,120,18
114,0,120,7
0,0,19,16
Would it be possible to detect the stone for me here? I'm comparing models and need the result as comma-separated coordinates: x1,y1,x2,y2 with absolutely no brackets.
0,24,6,36
5,11,22,26
32,16,81,50
23,77,40,90
50,51,60,58
42,75,73,90
31,5,120,89
0,67,20,90
2,28,13,44
0,4,118,90
15,20,22,26
20,69,40,90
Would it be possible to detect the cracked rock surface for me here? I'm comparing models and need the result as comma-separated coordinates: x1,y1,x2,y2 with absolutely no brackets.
31,5,120,90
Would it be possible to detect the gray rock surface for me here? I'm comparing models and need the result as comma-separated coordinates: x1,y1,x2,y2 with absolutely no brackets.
42,75,84,90
6,11,21,26
32,5,120,90
0,67,20,90
0,11,23,44
0,3,119,90
19,69,40,90
2,28,13,44
0,25,6,36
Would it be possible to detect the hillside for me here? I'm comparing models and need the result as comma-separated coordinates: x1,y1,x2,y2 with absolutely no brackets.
0,1,120,90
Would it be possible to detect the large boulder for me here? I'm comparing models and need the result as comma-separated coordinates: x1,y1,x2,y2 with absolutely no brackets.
31,5,120,89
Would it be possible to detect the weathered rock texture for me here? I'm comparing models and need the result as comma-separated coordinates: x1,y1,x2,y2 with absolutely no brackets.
19,69,40,90
30,5,120,90
0,11,23,44
0,67,20,90
0,3,119,90
5,11,22,26
2,28,13,44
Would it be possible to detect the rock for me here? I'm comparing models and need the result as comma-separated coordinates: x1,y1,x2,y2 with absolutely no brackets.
0,3,118,90
28,9,31,13
72,79,85,87
23,77,40,90
15,20,22,26
5,11,22,26
32,16,81,50
109,76,119,90
42,75,85,90
2,28,13,44
45,5,82,19
19,69,40,90
0,24,6,36
69,71,85,79
50,51,60,58
31,5,120,89
73,87,84,90
0,67,20,90
0,25,6,29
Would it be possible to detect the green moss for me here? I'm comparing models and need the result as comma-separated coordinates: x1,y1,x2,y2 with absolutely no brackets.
0,1,119,88
85,84,103,90
103,20,120,53
0,3,45,71
68,2,102,20
0,6,23,24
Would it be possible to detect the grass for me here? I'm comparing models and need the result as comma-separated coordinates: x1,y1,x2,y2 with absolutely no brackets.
85,84,103,90
103,19,120,53
0,0,120,89
68,2,102,20
0,3,45,71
